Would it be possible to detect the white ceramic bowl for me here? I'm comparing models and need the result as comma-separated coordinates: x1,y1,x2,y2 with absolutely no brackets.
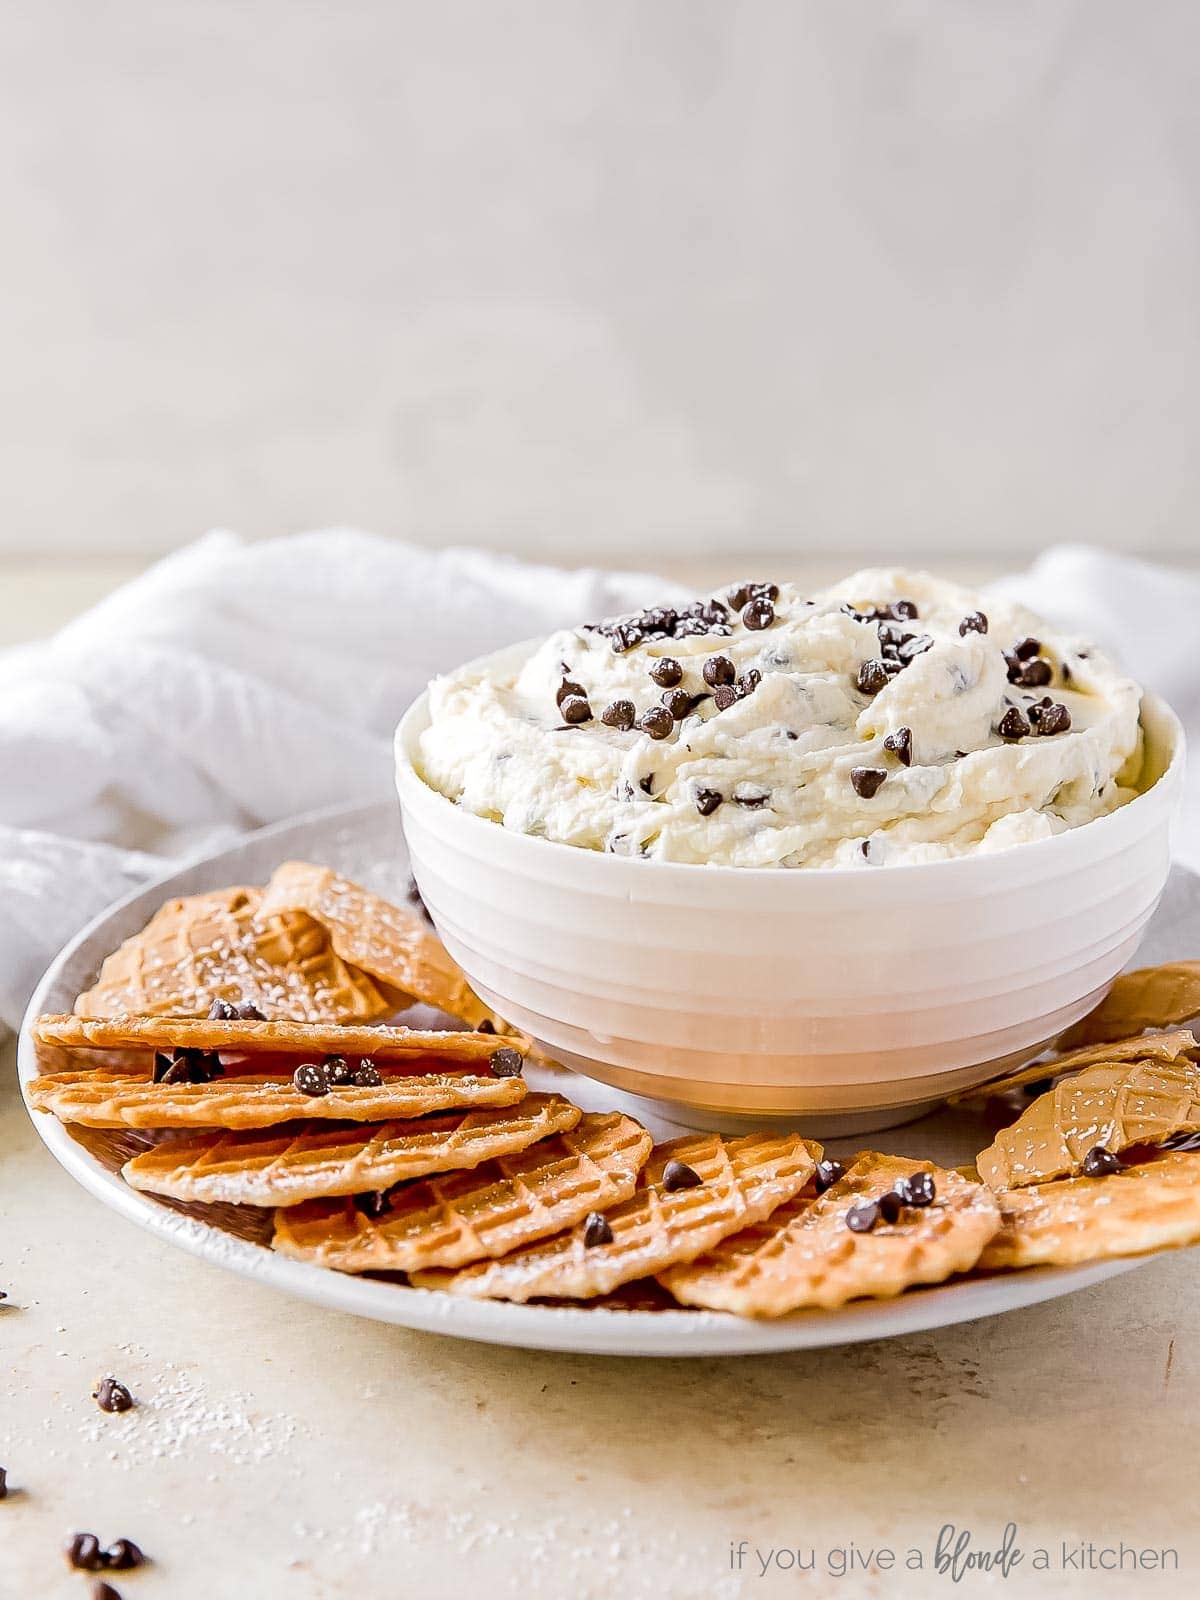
395,646,1184,1132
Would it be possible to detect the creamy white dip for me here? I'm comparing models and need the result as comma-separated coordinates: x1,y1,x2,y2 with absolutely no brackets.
418,569,1144,868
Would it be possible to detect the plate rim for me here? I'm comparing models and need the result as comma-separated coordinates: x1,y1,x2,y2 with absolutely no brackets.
16,798,1148,1358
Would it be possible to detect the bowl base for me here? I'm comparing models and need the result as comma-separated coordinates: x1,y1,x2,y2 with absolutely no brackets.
594,1085,946,1140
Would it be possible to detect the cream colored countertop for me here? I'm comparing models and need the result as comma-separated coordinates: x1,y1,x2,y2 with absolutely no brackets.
3,556,1199,1599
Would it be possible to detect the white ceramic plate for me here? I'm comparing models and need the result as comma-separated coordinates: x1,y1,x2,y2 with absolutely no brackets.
23,800,1200,1357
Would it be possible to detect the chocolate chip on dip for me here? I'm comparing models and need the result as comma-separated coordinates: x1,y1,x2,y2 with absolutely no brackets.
702,654,736,687
855,659,889,696
601,699,636,730
850,768,887,799
638,706,674,741
998,706,1031,741
649,657,682,688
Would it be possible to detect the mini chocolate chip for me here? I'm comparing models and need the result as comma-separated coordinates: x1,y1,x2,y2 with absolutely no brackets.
734,791,769,809
236,1001,267,1021
207,998,240,1020
877,1190,904,1224
742,597,775,630
649,657,682,687
883,726,912,766
639,774,655,795
702,654,736,687
477,1018,496,1033
814,1159,845,1193
850,767,887,799
0,1466,8,1500
736,668,761,697
898,1170,936,1207
639,706,674,740
93,1377,133,1414
560,694,592,725
555,677,586,708
845,1200,879,1233
104,1539,145,1571
93,1584,124,1600
1013,636,1041,660
601,698,636,730
712,685,739,711
662,687,696,720
583,1211,614,1248
154,1047,222,1085
897,633,934,662
354,1189,390,1218
293,1062,329,1097
662,1159,703,1192
352,1061,382,1087
890,599,918,620
321,1055,355,1087
728,581,778,610
998,706,1030,741
1036,702,1071,736
694,788,723,816
1061,661,1072,683
1019,657,1053,688
855,659,889,696
958,611,988,636
489,1048,524,1078
1082,1145,1124,1177
67,1533,105,1571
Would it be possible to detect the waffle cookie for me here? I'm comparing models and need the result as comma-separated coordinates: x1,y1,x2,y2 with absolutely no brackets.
260,862,489,1026
660,1154,998,1316
977,1055,1200,1189
978,1151,1200,1271
1058,962,1200,1050
272,1111,653,1272
74,886,399,1023
33,1013,505,1066
26,1067,527,1131
954,1029,1197,1103
122,1094,582,1205
411,1131,820,1303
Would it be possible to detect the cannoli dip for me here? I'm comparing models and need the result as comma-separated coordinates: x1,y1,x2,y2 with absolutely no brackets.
418,570,1144,868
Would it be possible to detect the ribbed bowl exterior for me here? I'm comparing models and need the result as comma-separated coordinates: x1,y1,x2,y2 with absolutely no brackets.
396,676,1184,1122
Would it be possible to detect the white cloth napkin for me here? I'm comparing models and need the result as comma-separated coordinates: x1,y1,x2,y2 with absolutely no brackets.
2,533,1195,1030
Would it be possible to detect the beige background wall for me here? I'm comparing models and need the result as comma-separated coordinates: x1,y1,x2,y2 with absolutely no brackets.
1,0,1197,564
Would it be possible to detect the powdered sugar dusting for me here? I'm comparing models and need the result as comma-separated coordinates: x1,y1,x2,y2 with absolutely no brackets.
77,1355,302,1467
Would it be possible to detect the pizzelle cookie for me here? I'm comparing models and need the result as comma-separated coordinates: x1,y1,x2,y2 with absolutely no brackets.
660,1154,999,1317
272,1111,653,1272
73,886,399,1023
122,1095,582,1205
259,862,490,1026
976,1055,1200,1189
26,1069,527,1130
33,1013,505,1065
411,1131,820,1302
953,1029,1198,1103
978,1151,1200,1271
1057,962,1200,1050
